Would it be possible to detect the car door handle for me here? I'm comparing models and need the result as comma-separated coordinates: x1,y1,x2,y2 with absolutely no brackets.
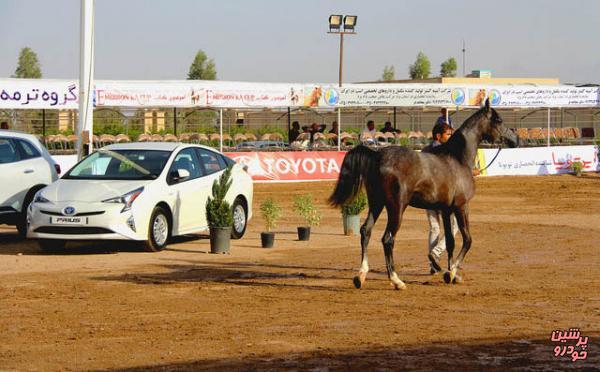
24,169,34,174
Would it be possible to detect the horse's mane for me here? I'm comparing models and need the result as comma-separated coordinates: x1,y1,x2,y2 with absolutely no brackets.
429,106,488,163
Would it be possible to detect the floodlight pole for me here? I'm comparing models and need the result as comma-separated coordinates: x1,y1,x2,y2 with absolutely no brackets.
337,33,343,151
338,33,344,88
328,25,356,152
77,0,95,161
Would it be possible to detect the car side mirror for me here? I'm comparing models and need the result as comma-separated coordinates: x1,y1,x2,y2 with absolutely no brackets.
170,168,190,183
176,169,190,180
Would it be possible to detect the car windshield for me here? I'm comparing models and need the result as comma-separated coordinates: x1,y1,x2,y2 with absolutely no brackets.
64,149,171,180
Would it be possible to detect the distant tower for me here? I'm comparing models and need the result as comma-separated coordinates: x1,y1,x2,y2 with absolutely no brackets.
462,39,466,77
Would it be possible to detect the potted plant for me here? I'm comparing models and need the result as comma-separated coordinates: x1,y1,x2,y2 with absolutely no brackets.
206,167,234,254
259,198,282,248
341,191,367,235
570,160,584,177
293,194,321,241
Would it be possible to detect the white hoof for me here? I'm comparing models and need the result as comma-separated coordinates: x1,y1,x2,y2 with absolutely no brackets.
390,273,407,290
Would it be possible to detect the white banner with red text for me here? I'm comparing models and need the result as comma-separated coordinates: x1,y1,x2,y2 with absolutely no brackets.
477,145,598,176
224,151,346,182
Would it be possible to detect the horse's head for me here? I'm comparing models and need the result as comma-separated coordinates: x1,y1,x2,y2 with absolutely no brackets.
480,99,519,148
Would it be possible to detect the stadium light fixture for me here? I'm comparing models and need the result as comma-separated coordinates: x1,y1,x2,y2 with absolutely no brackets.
343,15,357,32
329,14,342,31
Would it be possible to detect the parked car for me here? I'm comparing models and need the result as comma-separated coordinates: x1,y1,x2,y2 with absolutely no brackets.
236,141,289,150
28,142,253,252
0,130,60,237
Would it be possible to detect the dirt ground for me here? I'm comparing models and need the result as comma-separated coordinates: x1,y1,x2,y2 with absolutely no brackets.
0,174,599,371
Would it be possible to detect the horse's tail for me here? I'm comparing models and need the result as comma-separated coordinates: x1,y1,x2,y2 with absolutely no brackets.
329,145,382,207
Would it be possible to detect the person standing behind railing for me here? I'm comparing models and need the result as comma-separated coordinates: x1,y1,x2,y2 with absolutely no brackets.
360,120,377,145
380,121,398,134
288,121,300,144
435,108,453,128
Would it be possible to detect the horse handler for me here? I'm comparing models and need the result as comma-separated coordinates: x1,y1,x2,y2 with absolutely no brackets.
422,123,458,273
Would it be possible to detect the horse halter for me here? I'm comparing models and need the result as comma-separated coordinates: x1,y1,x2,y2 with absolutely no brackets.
478,124,513,172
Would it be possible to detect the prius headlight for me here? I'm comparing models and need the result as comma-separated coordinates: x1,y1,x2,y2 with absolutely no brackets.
102,187,144,212
33,190,51,204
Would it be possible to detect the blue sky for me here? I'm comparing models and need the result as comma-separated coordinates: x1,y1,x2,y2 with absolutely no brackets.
0,0,598,84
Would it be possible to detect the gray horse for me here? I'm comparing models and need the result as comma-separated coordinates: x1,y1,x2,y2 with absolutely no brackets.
329,99,518,290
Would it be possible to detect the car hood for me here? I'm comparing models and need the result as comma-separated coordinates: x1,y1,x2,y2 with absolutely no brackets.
41,179,152,203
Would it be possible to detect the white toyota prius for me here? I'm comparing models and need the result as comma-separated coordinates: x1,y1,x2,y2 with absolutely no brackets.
28,142,253,252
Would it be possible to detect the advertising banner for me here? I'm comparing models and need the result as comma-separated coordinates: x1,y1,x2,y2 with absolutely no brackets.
224,151,345,182
95,81,305,108
1,78,599,109
52,145,597,183
337,85,455,107
336,85,600,108
0,79,79,109
477,145,598,176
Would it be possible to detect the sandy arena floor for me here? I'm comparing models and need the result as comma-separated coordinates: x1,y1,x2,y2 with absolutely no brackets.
0,174,599,370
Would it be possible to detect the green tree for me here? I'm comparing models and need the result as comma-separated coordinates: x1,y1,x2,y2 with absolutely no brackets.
187,50,217,80
13,47,42,78
381,65,395,81
440,57,458,77
408,51,430,80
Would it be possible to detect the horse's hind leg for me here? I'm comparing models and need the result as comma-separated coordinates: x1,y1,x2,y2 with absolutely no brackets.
354,202,383,289
382,201,407,291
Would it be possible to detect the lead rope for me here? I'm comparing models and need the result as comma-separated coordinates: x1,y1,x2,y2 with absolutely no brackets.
478,145,502,172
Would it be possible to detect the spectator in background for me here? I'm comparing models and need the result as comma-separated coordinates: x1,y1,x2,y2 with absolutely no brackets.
360,120,376,143
0,122,8,130
288,121,300,143
435,108,453,128
380,121,398,134
328,121,339,134
309,123,326,145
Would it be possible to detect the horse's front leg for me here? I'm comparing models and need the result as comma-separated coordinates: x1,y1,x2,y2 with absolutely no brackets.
449,204,472,284
353,203,383,289
441,209,457,284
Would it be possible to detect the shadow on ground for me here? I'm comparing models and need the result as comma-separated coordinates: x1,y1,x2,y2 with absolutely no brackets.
92,260,446,291
0,229,209,256
110,337,598,371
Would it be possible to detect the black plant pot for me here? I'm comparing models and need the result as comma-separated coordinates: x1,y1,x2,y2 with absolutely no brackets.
297,226,311,241
209,227,231,254
261,232,275,248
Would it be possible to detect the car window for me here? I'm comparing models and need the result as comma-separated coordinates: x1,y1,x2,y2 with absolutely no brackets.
65,150,170,180
169,148,202,182
196,148,224,175
221,154,235,167
0,138,20,164
16,139,41,160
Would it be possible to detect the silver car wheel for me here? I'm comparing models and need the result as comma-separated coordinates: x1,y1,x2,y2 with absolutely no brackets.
152,214,168,246
233,204,246,233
